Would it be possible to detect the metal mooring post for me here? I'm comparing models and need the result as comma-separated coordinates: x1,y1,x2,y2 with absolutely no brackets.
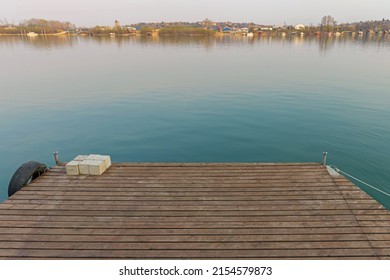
53,151,60,165
322,151,328,166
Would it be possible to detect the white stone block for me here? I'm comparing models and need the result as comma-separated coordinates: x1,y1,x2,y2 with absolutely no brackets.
86,154,100,160
65,161,80,176
94,155,112,169
74,155,88,161
79,160,94,175
69,154,112,176
88,160,107,175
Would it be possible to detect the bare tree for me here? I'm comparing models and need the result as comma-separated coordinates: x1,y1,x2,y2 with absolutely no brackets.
320,15,337,32
202,18,213,28
19,18,75,32
0,18,10,26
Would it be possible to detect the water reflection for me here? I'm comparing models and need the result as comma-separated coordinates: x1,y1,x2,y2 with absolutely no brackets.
0,35,78,49
0,33,389,52
319,33,390,53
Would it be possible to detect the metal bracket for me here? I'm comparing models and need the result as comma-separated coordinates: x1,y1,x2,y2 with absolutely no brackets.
322,151,328,166
53,151,60,165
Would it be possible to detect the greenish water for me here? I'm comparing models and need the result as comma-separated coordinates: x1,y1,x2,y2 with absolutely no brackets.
1,35,389,208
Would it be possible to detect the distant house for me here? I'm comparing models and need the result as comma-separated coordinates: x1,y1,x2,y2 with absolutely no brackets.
126,26,137,32
223,27,232,32
26,32,38,37
208,25,221,32
294,24,305,30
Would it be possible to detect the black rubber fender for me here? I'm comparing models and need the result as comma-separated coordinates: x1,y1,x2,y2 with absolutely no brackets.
8,161,47,197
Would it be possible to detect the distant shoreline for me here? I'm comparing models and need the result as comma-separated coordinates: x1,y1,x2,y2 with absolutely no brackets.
2,17,389,39
1,31,389,38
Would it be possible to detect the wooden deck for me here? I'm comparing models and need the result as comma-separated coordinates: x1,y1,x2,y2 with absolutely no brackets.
0,162,389,259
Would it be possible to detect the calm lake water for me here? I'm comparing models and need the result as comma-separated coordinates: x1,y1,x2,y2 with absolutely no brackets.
0,34,389,208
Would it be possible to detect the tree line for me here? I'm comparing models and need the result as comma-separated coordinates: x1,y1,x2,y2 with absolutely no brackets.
0,18,75,34
319,15,390,32
1,17,389,35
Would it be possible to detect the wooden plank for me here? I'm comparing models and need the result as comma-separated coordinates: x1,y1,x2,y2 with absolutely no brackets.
0,210,357,218
9,190,346,197
0,203,354,211
27,174,333,180
27,182,339,187
353,209,390,215
7,194,346,201
0,241,374,250
363,227,390,234
46,169,329,174
0,233,371,242
4,198,376,205
0,248,378,258
370,241,390,248
366,234,390,241
30,179,337,185
75,162,323,167
0,216,362,223
0,226,368,237
24,184,341,191
35,168,330,176
48,165,325,174
356,216,390,221
1,199,352,206
0,227,369,236
40,171,331,177
0,202,361,209
0,220,365,230
0,216,362,225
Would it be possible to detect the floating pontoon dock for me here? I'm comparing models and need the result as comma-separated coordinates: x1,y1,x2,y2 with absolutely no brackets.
0,162,389,259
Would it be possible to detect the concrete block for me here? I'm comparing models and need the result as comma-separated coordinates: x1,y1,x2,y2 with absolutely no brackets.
65,161,80,176
88,160,107,175
94,155,112,169
69,154,112,175
79,160,94,175
86,154,100,160
74,155,88,161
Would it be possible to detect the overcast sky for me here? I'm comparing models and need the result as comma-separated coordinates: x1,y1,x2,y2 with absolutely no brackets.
2,0,389,26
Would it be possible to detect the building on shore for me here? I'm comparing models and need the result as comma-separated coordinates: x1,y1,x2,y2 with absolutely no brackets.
295,24,305,30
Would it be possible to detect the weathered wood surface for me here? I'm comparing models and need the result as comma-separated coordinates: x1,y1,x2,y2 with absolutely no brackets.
0,162,389,259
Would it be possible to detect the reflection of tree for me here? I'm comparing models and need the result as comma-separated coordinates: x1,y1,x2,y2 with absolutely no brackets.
0,34,389,52
318,36,336,53
155,36,218,50
0,35,78,49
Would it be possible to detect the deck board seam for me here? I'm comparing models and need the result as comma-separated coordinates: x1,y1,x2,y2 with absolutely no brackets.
329,173,381,259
